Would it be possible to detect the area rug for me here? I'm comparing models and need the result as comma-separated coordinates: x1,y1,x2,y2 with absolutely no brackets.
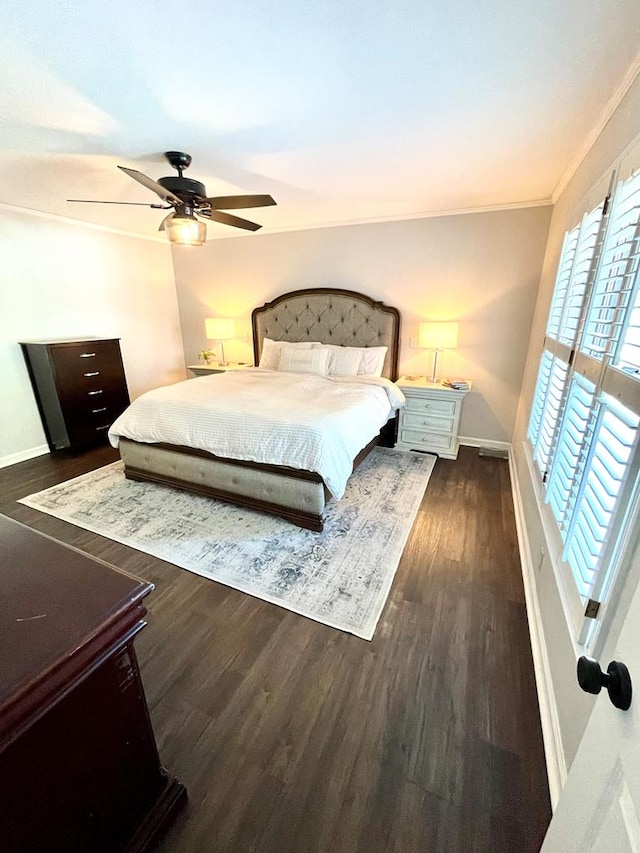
18,448,435,640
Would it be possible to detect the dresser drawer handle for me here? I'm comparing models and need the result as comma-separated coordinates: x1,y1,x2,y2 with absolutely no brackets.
84,371,100,377
80,352,96,358
87,389,103,396
91,407,107,414
95,424,110,431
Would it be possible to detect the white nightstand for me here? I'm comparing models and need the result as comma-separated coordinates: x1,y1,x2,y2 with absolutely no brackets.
395,376,471,459
187,362,252,376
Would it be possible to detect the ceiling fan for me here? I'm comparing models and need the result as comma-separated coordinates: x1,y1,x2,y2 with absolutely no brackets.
67,151,276,246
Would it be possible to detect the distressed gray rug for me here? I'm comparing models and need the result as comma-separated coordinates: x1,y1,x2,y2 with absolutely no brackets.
19,448,435,640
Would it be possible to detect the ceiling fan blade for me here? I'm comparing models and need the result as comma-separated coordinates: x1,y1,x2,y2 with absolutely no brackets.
67,199,170,208
117,166,182,204
199,209,262,231
158,213,175,232
205,194,276,210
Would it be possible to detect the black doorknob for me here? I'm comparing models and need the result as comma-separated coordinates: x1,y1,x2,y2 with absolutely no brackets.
577,657,632,710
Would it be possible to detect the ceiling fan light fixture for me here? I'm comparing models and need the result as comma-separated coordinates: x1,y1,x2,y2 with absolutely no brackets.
165,211,207,247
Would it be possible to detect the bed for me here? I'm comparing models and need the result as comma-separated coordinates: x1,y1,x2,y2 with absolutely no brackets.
110,288,401,531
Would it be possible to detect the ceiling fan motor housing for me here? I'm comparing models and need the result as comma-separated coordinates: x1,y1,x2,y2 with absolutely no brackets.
157,175,207,202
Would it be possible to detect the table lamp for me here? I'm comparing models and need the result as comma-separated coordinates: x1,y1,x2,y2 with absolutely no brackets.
418,321,459,382
205,318,236,366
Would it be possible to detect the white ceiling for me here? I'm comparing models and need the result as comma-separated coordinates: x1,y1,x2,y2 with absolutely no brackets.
1,0,639,240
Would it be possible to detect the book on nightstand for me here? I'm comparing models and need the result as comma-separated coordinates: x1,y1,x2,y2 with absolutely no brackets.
443,378,470,390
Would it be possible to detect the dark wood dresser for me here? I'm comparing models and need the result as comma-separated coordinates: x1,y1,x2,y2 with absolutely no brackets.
20,338,130,451
0,515,186,852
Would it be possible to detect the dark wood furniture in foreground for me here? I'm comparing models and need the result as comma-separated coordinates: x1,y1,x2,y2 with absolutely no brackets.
0,515,186,852
20,337,130,451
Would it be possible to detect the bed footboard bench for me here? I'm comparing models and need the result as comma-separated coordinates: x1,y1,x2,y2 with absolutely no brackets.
119,438,329,531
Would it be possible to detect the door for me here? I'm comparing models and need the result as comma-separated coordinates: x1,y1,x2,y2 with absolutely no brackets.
542,569,640,851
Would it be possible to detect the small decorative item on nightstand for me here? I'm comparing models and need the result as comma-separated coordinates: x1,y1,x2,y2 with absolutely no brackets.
395,375,471,459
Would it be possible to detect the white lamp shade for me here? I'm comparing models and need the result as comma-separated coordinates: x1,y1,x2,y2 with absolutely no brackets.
418,321,459,350
205,317,236,341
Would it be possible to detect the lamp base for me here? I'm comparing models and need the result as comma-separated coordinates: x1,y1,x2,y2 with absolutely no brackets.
430,349,441,383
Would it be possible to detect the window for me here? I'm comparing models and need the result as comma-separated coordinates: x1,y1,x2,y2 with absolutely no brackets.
528,169,640,645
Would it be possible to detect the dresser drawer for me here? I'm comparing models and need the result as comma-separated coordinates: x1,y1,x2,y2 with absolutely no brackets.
403,411,454,433
400,428,455,452
66,415,117,447
59,376,128,411
404,395,457,417
51,341,124,382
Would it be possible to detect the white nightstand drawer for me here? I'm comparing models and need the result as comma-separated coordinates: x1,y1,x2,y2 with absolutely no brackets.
404,396,457,417
403,411,455,432
400,428,454,452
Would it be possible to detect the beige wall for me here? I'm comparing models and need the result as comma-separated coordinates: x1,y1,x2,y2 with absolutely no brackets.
512,74,640,767
172,205,552,445
0,208,186,466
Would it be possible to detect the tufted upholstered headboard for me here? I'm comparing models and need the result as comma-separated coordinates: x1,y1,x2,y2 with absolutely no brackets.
251,288,400,380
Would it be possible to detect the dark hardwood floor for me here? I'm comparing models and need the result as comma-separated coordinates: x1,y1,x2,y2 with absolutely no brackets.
0,444,551,852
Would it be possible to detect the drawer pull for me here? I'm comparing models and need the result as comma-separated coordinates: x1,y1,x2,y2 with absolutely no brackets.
79,352,96,358
91,407,107,414
95,424,110,431
84,371,100,377
87,389,104,396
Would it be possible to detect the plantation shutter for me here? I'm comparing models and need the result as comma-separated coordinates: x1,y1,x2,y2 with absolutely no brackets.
531,355,569,478
525,170,640,642
546,226,580,341
581,171,640,362
563,392,639,599
546,374,596,536
558,206,605,347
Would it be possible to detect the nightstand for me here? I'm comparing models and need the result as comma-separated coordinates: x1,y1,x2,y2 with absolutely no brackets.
187,362,252,376
395,376,471,459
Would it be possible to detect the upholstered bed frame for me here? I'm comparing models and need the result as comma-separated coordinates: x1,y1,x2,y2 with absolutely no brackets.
119,288,400,531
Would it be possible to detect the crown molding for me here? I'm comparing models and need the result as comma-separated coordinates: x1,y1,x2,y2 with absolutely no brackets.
195,197,553,242
1,197,553,247
552,51,640,203
0,202,167,244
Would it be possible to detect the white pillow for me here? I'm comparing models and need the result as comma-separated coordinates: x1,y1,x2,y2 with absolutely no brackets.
358,346,388,377
313,344,363,376
259,338,319,370
279,347,330,376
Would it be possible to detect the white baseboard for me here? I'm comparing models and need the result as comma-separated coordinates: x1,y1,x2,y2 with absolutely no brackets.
508,448,567,810
0,444,49,469
459,436,511,452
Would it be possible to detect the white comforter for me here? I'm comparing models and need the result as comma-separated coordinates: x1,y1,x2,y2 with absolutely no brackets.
109,368,405,498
